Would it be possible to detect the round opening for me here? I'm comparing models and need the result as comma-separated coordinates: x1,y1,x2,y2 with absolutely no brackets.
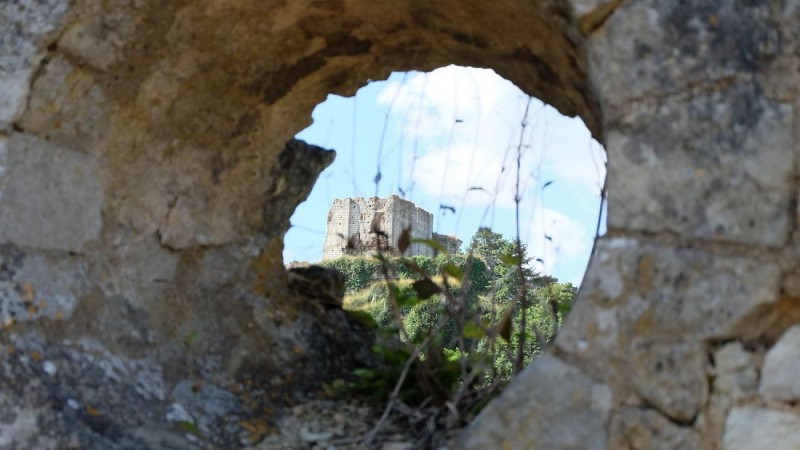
286,65,606,286
282,65,606,439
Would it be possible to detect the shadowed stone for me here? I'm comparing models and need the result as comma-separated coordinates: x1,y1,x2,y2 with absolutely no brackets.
19,56,108,148
609,407,702,450
606,81,793,246
557,236,779,421
760,325,800,402
0,0,69,128
0,134,103,252
461,354,612,450
723,407,800,450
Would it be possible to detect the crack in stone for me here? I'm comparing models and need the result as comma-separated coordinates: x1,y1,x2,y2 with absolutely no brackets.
577,0,627,35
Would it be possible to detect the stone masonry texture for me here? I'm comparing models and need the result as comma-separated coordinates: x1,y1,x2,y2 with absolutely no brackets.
0,0,799,448
322,195,460,260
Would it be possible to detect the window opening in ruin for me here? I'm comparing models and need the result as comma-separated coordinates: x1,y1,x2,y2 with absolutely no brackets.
286,65,606,286
284,65,606,423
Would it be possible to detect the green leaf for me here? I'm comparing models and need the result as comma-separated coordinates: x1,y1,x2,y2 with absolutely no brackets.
500,253,520,266
402,260,429,277
443,263,464,281
353,368,377,378
186,330,198,344
411,238,446,254
412,279,441,299
496,303,515,342
397,292,422,308
345,310,379,329
398,227,411,253
462,322,486,339
177,421,200,435
558,301,573,317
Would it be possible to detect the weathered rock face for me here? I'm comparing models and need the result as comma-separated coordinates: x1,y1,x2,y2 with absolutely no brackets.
1,0,799,448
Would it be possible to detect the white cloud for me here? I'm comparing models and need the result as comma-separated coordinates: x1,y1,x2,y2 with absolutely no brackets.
375,66,604,285
525,208,594,285
377,66,605,210
285,65,604,284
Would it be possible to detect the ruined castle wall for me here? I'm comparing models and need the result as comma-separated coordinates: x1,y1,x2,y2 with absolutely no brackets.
433,233,463,255
387,196,434,257
322,198,355,260
323,196,434,259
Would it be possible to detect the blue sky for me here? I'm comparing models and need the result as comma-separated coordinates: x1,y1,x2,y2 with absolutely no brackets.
285,66,606,285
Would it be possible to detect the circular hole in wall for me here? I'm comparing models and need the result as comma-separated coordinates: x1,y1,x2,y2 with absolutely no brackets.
285,64,606,384
287,65,606,284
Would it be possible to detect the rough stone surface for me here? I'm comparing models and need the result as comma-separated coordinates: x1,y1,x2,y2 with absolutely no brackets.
0,247,92,325
263,139,336,243
605,81,793,245
0,0,70,129
723,407,800,450
760,325,800,402
58,4,137,72
697,342,759,447
321,195,462,260
555,236,778,421
460,354,612,450
589,0,781,119
0,0,798,448
609,407,703,450
19,56,108,149
323,196,434,260
0,133,103,252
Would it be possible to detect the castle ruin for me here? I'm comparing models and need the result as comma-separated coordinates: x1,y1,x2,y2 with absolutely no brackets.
4,1,800,448
322,196,462,260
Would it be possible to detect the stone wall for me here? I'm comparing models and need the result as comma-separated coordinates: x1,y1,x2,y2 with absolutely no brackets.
433,233,463,255
1,0,799,448
322,195,434,259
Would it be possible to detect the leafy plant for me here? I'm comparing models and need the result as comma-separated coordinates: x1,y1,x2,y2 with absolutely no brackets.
327,226,576,443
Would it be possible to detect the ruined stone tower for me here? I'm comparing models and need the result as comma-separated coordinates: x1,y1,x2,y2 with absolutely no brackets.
322,196,461,259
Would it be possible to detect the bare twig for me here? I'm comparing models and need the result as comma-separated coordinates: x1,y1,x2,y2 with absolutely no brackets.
513,97,533,374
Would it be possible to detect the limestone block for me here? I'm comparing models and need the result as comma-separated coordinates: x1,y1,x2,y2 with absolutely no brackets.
588,0,780,114
0,335,194,449
569,0,620,34
712,342,753,374
698,342,759,444
263,139,337,242
168,380,241,438
58,11,136,71
723,407,800,450
558,237,780,421
94,233,178,307
562,237,780,344
609,407,702,450
322,195,435,260
19,56,108,148
760,325,800,402
460,354,612,450
782,1,800,51
64,293,157,358
761,52,800,102
712,342,758,397
0,249,91,325
0,0,69,128
0,405,58,450
0,134,103,252
0,136,7,203
606,81,793,246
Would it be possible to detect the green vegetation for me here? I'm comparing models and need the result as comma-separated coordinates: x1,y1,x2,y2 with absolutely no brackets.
321,227,577,426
